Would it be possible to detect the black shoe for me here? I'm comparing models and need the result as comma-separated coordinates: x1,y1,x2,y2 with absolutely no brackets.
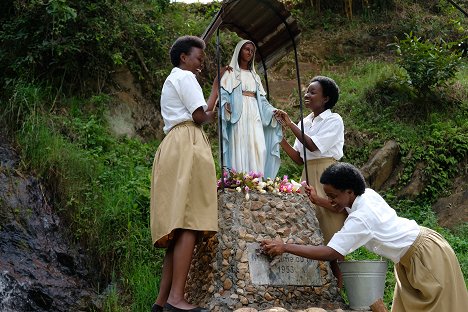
163,303,209,312
152,303,164,312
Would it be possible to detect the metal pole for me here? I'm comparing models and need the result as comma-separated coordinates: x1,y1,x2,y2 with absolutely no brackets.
216,27,225,191
257,0,308,185
445,0,468,17
292,41,309,186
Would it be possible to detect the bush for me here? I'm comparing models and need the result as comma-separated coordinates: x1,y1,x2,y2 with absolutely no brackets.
0,0,171,93
393,33,462,94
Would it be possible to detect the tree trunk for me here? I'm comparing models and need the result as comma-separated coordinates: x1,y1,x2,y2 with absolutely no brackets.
344,0,353,19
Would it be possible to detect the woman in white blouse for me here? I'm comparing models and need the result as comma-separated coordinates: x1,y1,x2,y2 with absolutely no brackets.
261,162,468,312
150,35,225,312
274,76,347,286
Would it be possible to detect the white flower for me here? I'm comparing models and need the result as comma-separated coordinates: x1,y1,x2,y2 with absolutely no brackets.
236,187,242,192
260,190,267,194
245,193,250,200
290,179,302,192
252,178,259,183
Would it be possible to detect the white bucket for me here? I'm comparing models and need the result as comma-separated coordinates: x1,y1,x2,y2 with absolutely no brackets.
338,260,387,310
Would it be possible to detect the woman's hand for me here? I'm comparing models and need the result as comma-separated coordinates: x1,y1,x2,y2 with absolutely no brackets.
212,65,232,89
221,65,232,76
274,109,293,128
260,239,286,257
304,185,317,201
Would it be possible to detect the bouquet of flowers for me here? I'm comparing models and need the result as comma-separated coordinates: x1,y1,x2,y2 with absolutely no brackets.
217,169,304,199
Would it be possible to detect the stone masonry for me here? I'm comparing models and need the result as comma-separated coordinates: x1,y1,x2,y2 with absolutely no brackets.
186,191,346,311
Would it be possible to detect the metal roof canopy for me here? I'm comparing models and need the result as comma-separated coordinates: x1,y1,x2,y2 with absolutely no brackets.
202,0,301,73
202,0,310,186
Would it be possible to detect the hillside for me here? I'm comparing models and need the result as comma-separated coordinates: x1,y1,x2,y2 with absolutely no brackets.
0,0,467,311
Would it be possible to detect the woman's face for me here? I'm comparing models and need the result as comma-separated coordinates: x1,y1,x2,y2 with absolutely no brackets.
181,47,204,75
304,81,329,111
238,42,255,66
323,184,355,213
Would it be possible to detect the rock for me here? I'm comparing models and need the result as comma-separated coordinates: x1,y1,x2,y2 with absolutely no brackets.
0,135,100,312
397,162,426,199
360,140,400,190
259,307,289,312
433,171,468,228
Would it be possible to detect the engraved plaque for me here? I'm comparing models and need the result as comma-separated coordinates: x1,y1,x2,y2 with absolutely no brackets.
247,243,323,286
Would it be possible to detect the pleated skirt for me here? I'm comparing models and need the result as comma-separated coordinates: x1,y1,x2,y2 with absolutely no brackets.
150,121,218,248
392,227,468,311
302,158,347,244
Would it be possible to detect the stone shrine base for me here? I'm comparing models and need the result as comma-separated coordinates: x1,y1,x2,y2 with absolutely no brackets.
186,191,346,311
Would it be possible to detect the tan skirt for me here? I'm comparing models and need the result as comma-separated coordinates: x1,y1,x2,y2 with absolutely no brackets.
302,158,347,244
150,121,218,248
392,227,468,312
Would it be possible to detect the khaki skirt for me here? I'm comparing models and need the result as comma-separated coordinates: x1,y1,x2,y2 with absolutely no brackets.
150,121,218,248
302,158,347,244
392,227,468,311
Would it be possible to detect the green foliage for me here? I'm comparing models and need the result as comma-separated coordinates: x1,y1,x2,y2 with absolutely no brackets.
393,33,463,94
0,0,172,93
0,79,51,133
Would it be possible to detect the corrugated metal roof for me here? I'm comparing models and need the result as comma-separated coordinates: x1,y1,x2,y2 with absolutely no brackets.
202,0,301,71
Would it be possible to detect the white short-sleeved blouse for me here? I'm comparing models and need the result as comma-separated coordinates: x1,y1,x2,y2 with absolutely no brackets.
160,67,207,134
293,109,344,161
327,188,420,263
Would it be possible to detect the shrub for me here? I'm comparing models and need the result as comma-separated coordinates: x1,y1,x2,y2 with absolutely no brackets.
393,32,462,94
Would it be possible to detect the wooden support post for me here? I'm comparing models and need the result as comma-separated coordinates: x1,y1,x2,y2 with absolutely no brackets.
344,0,353,19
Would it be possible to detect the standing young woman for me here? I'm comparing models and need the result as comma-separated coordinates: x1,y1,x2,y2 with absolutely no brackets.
150,36,224,312
220,39,282,179
274,76,347,287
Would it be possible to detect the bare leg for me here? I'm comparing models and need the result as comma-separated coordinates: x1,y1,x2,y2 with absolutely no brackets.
166,229,198,310
370,298,388,312
155,246,174,307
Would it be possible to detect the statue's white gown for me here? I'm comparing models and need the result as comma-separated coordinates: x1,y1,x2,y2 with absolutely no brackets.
228,69,267,175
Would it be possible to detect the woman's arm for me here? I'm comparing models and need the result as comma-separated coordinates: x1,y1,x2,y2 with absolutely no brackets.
192,107,215,125
286,122,319,152
261,239,344,262
206,66,232,112
305,185,346,213
275,110,318,153
280,138,304,165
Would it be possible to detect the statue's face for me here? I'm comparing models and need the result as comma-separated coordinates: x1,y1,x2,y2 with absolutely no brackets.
238,42,255,66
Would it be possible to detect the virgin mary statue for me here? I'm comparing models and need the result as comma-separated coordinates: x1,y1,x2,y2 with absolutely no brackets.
220,39,282,179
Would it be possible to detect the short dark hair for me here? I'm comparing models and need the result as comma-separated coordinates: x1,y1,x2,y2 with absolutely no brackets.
169,35,206,67
320,162,366,195
310,76,340,109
